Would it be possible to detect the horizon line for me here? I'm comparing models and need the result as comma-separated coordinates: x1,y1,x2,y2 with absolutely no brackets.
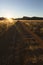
0,16,43,18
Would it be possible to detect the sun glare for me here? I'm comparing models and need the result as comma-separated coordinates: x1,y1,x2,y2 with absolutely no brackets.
8,18,13,23
3,11,14,23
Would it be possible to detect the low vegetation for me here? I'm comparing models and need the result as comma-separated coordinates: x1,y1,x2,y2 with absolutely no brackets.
0,18,43,65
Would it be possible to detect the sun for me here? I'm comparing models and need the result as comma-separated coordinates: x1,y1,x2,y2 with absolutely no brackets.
4,11,13,19
5,14,12,19
3,11,14,23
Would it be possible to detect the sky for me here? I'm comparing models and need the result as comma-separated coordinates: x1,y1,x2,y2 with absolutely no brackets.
0,0,43,18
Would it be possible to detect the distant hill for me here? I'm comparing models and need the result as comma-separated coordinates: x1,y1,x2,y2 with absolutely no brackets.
15,16,43,20
0,16,43,20
0,17,6,20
